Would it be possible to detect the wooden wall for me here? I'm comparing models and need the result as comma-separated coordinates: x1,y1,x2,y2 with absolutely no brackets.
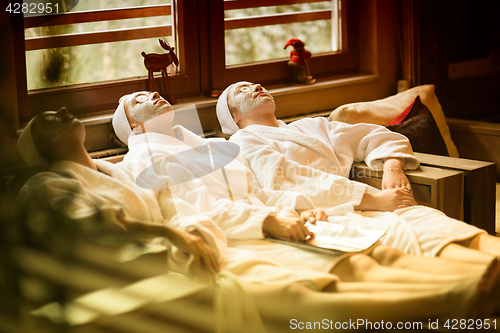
419,0,500,122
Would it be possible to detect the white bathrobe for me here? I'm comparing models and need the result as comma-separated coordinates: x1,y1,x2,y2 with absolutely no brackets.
15,160,228,280
230,117,485,257
15,161,332,330
16,160,164,223
119,126,352,283
120,126,319,239
16,159,338,289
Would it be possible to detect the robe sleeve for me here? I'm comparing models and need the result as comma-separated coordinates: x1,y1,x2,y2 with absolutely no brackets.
15,172,164,246
159,196,228,281
136,156,275,241
16,172,115,219
328,122,420,171
230,131,371,215
236,151,317,212
210,202,272,239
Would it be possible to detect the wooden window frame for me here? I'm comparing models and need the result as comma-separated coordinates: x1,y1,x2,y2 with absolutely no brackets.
16,0,201,123
13,0,359,124
208,0,359,90
24,5,173,50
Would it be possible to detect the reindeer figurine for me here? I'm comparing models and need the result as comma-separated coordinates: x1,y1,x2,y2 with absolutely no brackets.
141,37,179,104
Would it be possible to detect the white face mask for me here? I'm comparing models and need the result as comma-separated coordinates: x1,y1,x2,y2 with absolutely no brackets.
232,83,274,115
132,108,175,135
128,92,173,123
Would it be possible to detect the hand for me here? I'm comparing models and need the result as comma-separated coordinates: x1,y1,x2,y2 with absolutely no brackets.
262,215,312,241
372,188,417,212
382,158,412,192
115,214,220,273
299,209,328,224
382,169,412,192
165,227,221,273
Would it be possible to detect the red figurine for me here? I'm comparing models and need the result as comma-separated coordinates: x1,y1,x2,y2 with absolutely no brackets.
284,38,315,84
141,37,179,104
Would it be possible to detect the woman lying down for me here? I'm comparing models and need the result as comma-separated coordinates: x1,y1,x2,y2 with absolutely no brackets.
217,81,500,266
14,105,500,327
110,91,500,318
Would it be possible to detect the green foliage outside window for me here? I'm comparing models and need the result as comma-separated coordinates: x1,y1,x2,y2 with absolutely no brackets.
225,2,334,66
25,0,172,90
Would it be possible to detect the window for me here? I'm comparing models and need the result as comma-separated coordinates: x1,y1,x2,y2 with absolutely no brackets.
24,1,175,90
15,0,201,122
12,0,358,123
224,1,338,66
207,0,358,88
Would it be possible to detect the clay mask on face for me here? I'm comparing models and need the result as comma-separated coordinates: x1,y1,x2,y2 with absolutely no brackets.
129,93,172,123
232,83,274,115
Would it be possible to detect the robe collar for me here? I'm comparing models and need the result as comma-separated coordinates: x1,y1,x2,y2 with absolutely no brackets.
242,122,341,166
49,160,163,223
127,125,207,149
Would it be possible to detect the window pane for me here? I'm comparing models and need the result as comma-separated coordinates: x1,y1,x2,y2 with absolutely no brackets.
26,37,174,90
224,1,338,66
24,0,173,90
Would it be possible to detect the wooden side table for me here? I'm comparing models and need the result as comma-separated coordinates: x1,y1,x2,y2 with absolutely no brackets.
414,152,496,235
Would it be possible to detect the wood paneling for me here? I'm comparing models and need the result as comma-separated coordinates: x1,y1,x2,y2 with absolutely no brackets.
224,0,330,11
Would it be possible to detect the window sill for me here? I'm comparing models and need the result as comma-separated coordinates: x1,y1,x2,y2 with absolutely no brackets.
76,73,380,154
79,73,380,127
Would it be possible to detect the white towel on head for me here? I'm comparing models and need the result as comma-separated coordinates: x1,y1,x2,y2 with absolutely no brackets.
17,118,49,168
112,95,133,145
216,83,240,135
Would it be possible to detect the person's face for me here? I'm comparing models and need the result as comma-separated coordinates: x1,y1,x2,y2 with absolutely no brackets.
229,82,275,115
124,91,173,128
32,108,82,144
31,108,85,155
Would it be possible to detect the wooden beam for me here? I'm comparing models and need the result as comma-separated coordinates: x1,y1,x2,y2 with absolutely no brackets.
224,0,330,10
225,10,331,30
25,25,172,51
24,5,171,28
